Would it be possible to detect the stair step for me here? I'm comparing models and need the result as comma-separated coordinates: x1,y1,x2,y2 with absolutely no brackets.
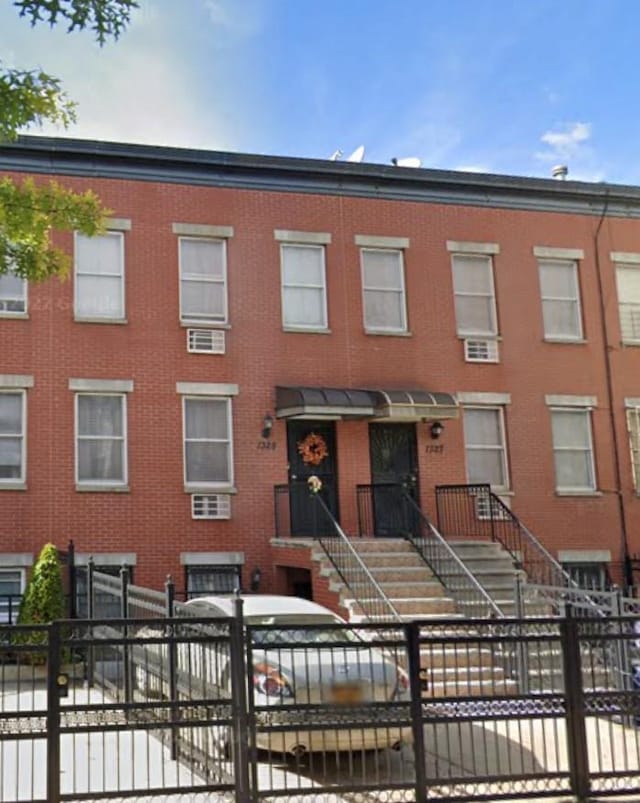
426,678,519,697
345,581,446,598
344,538,414,553
421,645,497,669
352,597,458,616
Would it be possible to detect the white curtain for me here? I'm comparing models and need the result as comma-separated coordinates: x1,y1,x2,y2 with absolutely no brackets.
77,395,124,482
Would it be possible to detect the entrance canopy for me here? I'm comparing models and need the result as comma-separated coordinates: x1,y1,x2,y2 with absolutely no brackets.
275,386,459,421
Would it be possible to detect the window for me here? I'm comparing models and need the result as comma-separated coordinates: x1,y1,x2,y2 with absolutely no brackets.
75,563,133,618
0,269,26,314
361,248,407,333
179,237,227,324
186,565,241,599
280,244,327,330
550,408,596,492
75,232,125,320
561,562,610,591
616,264,640,342
463,407,509,490
183,397,233,488
538,259,583,340
451,254,497,337
0,391,25,483
0,569,24,623
76,394,127,486
627,407,640,492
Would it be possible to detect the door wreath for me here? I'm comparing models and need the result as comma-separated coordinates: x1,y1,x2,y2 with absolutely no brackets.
297,432,329,466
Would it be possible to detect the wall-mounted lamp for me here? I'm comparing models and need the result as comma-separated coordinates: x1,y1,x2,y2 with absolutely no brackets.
261,413,274,439
250,567,262,593
430,421,444,440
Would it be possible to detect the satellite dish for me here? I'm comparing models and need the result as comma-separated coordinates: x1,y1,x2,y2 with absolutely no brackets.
391,157,422,168
346,145,365,163
329,149,343,161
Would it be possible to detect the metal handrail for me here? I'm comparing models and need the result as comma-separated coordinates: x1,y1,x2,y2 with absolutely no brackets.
436,484,574,588
399,488,504,618
313,494,403,623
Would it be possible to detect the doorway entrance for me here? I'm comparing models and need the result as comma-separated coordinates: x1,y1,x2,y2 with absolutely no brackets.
286,421,338,536
368,423,419,537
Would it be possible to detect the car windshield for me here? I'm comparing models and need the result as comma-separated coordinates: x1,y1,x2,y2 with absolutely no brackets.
247,614,361,646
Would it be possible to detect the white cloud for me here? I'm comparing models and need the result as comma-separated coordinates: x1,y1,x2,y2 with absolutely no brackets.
454,164,491,174
537,122,591,161
202,0,262,38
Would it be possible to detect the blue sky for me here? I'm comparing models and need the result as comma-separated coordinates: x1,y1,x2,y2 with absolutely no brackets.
1,0,639,182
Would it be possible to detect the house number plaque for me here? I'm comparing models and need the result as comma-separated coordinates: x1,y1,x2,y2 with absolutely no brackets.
425,444,444,454
257,441,277,451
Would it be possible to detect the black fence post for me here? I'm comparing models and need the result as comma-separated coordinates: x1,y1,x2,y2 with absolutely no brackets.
405,621,428,803
560,610,590,802
120,564,132,704
165,575,179,761
86,557,95,688
229,597,252,803
47,621,62,803
67,539,76,619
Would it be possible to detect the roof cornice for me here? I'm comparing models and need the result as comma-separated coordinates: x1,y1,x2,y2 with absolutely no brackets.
1,135,639,218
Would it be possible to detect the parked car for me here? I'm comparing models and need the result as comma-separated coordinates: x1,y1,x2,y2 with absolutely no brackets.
136,594,413,756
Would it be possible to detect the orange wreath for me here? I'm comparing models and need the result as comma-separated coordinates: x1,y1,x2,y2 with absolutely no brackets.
297,432,329,466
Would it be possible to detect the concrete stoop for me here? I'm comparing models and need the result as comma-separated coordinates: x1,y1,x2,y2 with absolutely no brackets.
312,537,518,698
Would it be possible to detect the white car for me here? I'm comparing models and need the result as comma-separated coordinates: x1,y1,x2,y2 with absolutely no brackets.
178,595,413,756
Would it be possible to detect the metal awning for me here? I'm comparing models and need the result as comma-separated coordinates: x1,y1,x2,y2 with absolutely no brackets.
275,386,458,421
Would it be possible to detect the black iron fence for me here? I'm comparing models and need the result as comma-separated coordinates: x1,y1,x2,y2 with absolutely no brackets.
5,606,640,801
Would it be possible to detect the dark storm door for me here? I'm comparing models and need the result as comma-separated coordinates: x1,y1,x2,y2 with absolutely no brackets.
286,421,339,537
368,423,419,537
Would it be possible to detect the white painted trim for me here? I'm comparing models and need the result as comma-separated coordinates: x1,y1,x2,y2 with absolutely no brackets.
69,378,134,392
545,394,597,408
447,240,500,255
360,247,408,333
274,229,331,245
457,391,511,405
178,236,229,325
280,243,328,331
0,389,26,485
0,375,34,389
533,246,584,260
610,251,640,264
182,396,234,490
355,234,410,249
180,552,245,566
106,218,132,231
74,392,128,488
75,553,137,566
74,230,126,321
176,382,239,396
0,553,33,567
625,398,640,408
173,223,234,238
462,405,510,492
558,549,611,563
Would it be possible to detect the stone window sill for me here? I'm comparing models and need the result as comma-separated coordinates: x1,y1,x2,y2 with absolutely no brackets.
0,482,27,491
76,484,130,493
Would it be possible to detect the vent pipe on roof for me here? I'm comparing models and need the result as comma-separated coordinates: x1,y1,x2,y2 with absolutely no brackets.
552,164,569,180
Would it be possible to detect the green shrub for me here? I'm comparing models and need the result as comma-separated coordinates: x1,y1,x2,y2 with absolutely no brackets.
13,544,66,660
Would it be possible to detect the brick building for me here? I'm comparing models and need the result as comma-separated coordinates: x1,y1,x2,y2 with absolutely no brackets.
2,135,640,607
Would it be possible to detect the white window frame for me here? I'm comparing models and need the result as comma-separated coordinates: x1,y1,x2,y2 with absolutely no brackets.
451,253,498,338
74,231,125,321
0,568,26,623
0,268,27,315
178,236,228,326
360,247,408,333
550,407,596,493
615,262,640,344
75,393,128,487
627,406,640,493
463,405,510,492
182,396,234,491
538,258,583,341
280,243,328,331
0,390,26,485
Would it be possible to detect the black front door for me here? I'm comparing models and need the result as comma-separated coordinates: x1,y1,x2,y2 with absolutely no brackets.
368,423,419,537
286,421,338,536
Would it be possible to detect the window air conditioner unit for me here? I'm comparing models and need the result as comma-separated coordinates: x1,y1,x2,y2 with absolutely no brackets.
191,494,231,520
187,328,226,354
464,338,499,363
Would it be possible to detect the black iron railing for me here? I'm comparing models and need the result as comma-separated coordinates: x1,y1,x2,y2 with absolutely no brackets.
274,481,338,539
436,484,573,589
357,484,503,618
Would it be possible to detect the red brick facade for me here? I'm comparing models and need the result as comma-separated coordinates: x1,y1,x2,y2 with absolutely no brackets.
2,137,640,597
